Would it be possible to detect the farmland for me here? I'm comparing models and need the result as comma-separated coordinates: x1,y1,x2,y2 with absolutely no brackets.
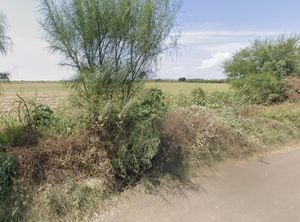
0,81,228,112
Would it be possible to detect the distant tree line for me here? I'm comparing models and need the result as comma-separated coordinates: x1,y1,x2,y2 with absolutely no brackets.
151,78,228,83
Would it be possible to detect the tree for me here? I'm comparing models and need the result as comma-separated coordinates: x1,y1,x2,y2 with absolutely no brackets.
0,12,10,56
224,35,300,80
0,13,10,83
40,0,180,107
224,35,300,104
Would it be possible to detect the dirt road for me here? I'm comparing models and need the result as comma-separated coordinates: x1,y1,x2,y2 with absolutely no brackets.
99,145,300,222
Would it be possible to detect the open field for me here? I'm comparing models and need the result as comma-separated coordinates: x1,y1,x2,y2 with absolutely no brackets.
0,81,229,112
0,82,68,112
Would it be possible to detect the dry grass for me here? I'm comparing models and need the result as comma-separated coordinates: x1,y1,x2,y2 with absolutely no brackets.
285,76,300,101
158,107,256,179
0,81,228,113
0,82,69,113
7,133,112,185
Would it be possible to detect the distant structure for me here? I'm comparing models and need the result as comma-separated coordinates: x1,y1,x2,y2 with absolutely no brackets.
178,77,186,82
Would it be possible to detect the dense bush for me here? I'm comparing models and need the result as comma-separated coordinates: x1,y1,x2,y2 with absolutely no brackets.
0,125,38,147
0,151,18,221
100,88,167,183
232,73,286,104
224,36,300,104
0,152,17,201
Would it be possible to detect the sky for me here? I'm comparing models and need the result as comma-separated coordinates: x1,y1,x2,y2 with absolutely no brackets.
1,0,300,80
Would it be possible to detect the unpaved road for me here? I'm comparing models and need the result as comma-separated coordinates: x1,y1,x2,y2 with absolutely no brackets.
100,145,300,222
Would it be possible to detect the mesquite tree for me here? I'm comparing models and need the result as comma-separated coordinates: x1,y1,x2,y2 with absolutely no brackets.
40,0,180,118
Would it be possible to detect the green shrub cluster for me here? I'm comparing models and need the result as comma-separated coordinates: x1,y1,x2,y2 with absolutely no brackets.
0,96,57,147
224,36,300,104
190,89,247,109
100,88,167,183
191,87,206,105
232,73,286,104
0,151,18,221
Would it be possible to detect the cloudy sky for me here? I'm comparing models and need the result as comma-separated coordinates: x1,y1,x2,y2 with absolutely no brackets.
1,0,300,80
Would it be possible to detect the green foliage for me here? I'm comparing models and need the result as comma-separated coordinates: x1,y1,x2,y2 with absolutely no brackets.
232,73,286,104
0,12,11,56
101,88,167,182
40,0,180,116
0,152,17,201
224,35,300,79
201,91,246,109
224,35,300,104
0,151,22,222
15,95,55,130
191,87,206,105
0,96,57,147
32,104,55,128
0,124,38,147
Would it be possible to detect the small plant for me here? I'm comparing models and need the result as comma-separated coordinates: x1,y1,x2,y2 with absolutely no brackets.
0,95,57,147
15,94,54,130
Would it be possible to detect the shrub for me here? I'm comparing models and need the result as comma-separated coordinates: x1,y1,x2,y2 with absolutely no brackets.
15,95,55,130
0,124,38,147
232,73,286,104
0,96,57,147
100,88,167,183
203,91,246,109
0,151,18,221
32,104,55,128
158,108,255,180
0,152,17,201
191,87,206,105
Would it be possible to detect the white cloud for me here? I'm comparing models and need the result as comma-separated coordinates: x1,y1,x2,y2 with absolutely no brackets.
157,27,286,79
196,52,232,70
179,30,282,46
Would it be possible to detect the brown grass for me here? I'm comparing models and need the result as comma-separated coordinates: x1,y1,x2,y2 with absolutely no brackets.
7,133,112,185
285,76,300,101
158,107,256,178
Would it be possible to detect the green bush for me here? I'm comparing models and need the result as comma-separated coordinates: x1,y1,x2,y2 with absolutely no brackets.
0,125,38,147
101,88,167,183
0,152,17,201
232,73,286,104
0,96,57,147
203,91,246,109
0,151,18,221
191,87,206,105
32,104,55,128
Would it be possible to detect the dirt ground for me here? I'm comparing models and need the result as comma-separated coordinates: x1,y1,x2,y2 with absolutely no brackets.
97,143,300,222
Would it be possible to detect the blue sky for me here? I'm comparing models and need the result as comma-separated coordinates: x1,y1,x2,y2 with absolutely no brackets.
1,0,300,80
